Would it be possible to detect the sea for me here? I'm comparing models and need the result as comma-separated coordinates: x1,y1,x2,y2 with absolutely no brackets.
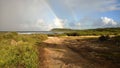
0,31,63,34
17,31,63,34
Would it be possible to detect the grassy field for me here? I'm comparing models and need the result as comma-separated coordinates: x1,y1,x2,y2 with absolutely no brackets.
0,28,120,67
0,32,47,68
51,27,120,36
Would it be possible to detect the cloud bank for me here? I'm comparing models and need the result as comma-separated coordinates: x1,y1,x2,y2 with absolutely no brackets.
0,0,119,31
0,0,56,31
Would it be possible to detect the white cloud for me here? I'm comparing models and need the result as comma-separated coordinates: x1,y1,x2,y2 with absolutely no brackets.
68,21,82,29
93,17,117,28
74,22,81,29
21,19,53,31
36,19,45,27
76,23,81,26
0,0,56,31
20,18,67,31
33,19,53,31
53,17,66,28
101,17,117,25
0,0,119,31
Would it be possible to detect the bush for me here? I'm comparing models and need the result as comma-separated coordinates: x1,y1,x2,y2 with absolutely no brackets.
106,35,110,40
98,35,110,42
65,32,80,36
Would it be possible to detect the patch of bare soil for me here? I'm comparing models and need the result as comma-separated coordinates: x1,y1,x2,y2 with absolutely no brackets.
39,37,120,68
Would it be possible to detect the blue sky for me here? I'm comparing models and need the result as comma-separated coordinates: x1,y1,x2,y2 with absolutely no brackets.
0,0,120,31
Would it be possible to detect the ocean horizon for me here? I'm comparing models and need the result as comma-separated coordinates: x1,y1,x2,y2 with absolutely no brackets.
0,31,63,34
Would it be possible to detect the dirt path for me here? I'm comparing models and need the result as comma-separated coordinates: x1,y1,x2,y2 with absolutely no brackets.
39,37,115,68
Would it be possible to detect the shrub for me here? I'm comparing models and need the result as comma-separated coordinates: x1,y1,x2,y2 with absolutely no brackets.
105,35,110,40
98,35,110,42
65,32,80,36
55,34,68,37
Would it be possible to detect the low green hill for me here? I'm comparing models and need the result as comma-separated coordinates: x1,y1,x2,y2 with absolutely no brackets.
51,27,120,36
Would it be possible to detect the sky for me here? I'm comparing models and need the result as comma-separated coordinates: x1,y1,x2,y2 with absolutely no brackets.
0,0,120,31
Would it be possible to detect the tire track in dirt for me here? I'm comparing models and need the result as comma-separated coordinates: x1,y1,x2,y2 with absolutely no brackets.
39,37,113,68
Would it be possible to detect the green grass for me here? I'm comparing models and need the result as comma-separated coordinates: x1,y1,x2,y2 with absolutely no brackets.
51,27,120,36
0,44,38,68
0,32,48,68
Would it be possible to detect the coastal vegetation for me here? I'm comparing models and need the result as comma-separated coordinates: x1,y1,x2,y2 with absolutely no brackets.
0,32,47,68
51,27,120,36
0,27,120,67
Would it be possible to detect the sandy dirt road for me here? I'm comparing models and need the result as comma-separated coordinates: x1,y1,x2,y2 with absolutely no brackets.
39,37,118,68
